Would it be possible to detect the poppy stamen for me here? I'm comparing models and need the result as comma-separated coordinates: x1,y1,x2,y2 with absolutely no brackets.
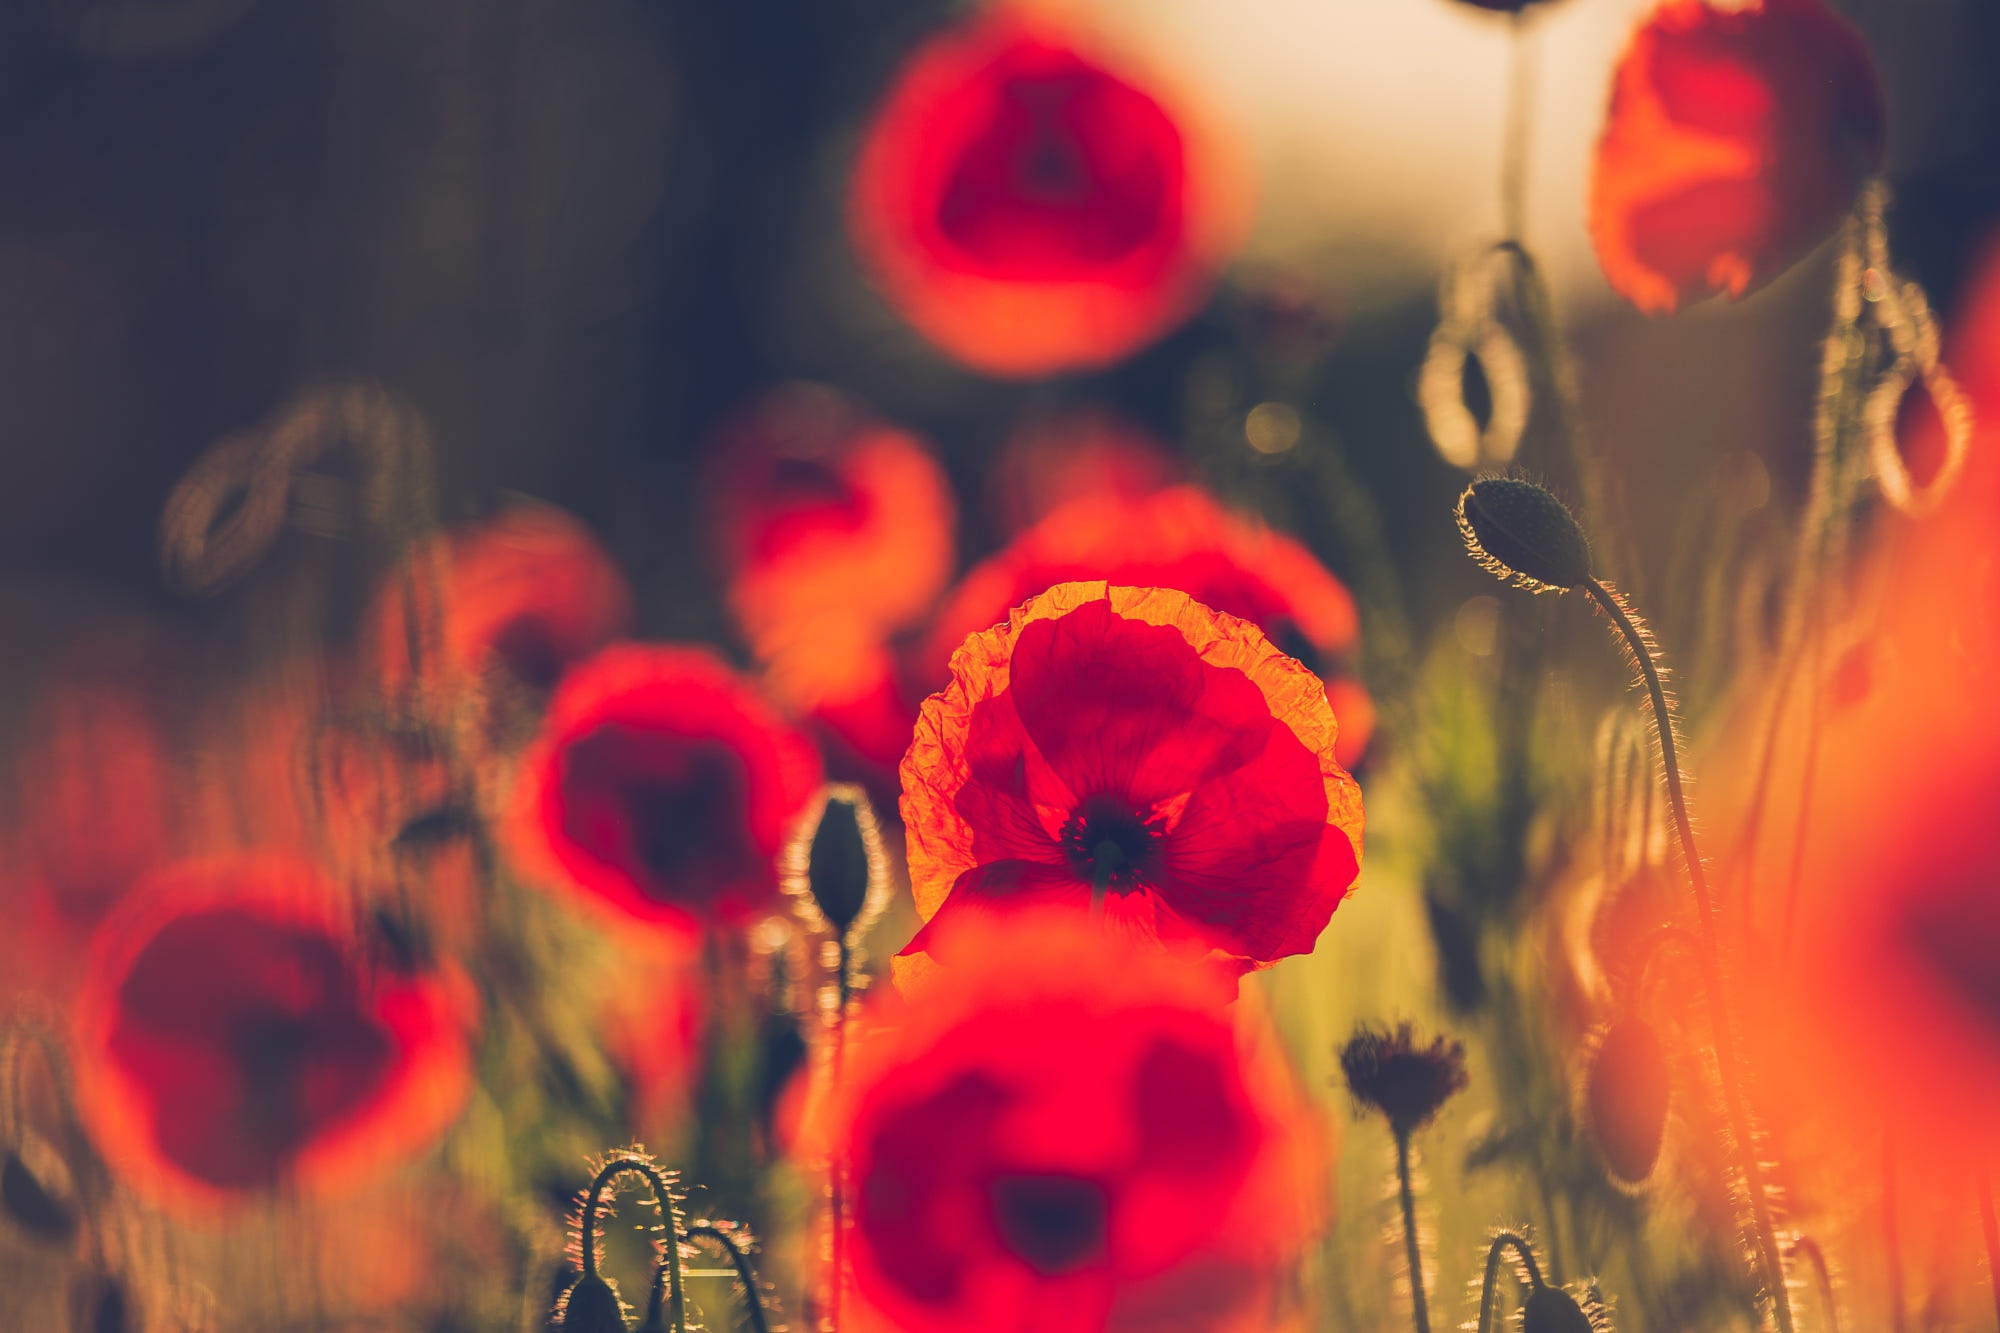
1060,796,1159,917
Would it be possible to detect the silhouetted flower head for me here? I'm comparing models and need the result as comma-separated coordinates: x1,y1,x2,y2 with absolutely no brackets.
1590,0,1885,314
1457,478,1592,593
899,582,1363,982
850,8,1250,376
922,487,1373,766
505,644,823,935
73,855,474,1208
804,904,1320,1333
1339,1022,1468,1139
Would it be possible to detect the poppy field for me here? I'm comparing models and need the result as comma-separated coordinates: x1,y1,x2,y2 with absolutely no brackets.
1,0,1997,1329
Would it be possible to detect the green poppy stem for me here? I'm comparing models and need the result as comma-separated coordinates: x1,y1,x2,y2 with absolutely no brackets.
686,1224,772,1333
581,1153,689,1333
1395,1130,1431,1333
1583,577,1795,1333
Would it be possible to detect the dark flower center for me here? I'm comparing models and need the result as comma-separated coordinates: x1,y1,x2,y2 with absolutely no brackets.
561,726,762,907
990,1172,1107,1277
1059,793,1160,892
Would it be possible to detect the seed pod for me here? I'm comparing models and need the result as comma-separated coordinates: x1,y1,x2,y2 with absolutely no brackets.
1457,477,1592,592
560,1274,628,1333
806,796,871,935
70,1275,130,1333
1522,1284,1598,1333
1584,1016,1671,1189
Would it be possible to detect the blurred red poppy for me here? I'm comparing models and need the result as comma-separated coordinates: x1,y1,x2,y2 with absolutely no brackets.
707,385,955,771
986,407,1182,536
368,502,632,699
73,855,474,1208
850,9,1250,377
1589,0,1884,314
900,582,1362,978
807,904,1319,1333
504,644,823,934
922,486,1373,766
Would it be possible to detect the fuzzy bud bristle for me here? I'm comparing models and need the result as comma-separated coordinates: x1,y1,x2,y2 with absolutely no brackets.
1457,478,1592,593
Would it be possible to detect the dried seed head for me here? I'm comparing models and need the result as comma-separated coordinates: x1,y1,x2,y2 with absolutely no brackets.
1457,478,1592,593
1339,1022,1469,1138
559,1274,628,1333
1583,1017,1671,1190
1522,1284,1599,1333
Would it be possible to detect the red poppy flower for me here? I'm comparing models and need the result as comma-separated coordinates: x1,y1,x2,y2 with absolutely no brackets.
709,382,956,667
922,487,1373,766
899,582,1362,978
72,855,474,1208
850,9,1251,377
367,502,632,698
807,904,1320,1333
504,644,823,934
1589,0,1885,314
986,407,1182,536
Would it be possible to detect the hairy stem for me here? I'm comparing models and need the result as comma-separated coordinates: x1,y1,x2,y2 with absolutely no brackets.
687,1225,773,1333
1500,12,1535,244
1476,1230,1546,1333
1787,1236,1840,1333
1395,1132,1431,1333
1583,578,1795,1333
581,1154,689,1333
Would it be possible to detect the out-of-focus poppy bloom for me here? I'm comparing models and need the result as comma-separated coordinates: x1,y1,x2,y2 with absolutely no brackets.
986,407,1182,537
807,905,1319,1333
72,855,474,1208
707,384,956,771
15,680,177,933
922,487,1373,766
850,8,1250,377
367,502,632,699
899,582,1363,978
504,644,823,935
595,935,706,1139
1588,0,1885,315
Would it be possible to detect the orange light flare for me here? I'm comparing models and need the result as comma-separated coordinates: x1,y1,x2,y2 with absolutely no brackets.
849,3,1253,378
919,486,1373,768
1589,0,1886,315
795,902,1324,1333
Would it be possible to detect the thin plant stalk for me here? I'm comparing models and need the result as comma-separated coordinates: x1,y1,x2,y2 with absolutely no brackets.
686,1224,773,1333
1500,12,1535,245
1787,1236,1840,1333
580,1154,690,1333
1395,1131,1431,1333
1582,577,1796,1333
1475,1230,1546,1333
1979,1172,2000,1333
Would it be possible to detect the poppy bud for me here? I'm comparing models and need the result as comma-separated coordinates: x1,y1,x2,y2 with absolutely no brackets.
1339,1022,1469,1139
806,795,871,935
1,1139,79,1243
559,1274,628,1333
71,1275,129,1333
1522,1284,1598,1333
1457,478,1593,593
1584,1017,1671,1189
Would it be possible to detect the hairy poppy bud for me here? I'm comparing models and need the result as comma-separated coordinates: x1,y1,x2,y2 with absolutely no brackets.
1457,478,1593,592
807,795,871,935
1522,1284,1598,1333
1584,1017,1671,1189
560,1274,628,1333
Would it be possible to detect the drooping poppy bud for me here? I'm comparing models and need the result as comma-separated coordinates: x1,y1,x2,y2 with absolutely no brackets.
1457,478,1593,593
559,1274,628,1333
1522,1283,1601,1333
1583,1016,1671,1189
1589,0,1886,314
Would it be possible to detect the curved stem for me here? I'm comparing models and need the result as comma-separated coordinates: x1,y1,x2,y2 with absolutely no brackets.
1787,1235,1840,1333
581,1153,689,1333
1395,1132,1431,1333
1476,1230,1546,1333
687,1224,773,1333
1583,578,1795,1333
